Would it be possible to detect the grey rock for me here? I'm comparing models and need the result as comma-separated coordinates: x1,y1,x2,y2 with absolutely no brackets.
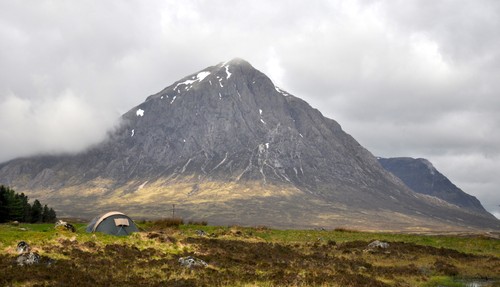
16,241,30,254
195,230,207,237
178,256,208,268
367,240,389,249
16,252,40,266
55,220,76,232
54,220,66,227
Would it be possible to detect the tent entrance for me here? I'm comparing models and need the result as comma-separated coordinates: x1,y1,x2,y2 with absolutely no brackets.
114,218,130,227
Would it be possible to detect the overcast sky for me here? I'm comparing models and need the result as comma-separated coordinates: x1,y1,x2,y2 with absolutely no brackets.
1,0,499,218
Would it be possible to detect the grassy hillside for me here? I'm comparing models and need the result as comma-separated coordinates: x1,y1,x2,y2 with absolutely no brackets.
0,222,499,286
21,180,499,232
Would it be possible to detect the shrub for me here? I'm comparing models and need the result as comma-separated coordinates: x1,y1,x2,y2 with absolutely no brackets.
150,218,184,229
334,227,359,233
187,219,208,226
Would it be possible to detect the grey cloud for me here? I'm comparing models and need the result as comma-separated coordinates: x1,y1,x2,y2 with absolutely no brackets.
376,1,500,64
0,0,499,217
0,90,118,161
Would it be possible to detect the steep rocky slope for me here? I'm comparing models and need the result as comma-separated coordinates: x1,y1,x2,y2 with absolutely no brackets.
378,157,493,217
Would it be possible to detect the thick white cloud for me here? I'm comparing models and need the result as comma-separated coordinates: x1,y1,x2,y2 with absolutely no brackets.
0,0,499,217
0,91,117,158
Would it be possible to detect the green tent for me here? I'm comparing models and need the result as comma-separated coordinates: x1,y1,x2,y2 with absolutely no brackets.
86,211,139,236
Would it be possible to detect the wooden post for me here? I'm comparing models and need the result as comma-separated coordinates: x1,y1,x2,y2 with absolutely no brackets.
172,204,175,219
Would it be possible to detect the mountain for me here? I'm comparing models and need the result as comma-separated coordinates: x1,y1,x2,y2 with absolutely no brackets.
0,58,498,231
378,157,493,216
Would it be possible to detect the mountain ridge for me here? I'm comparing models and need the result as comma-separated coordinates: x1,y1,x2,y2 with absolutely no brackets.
378,157,492,217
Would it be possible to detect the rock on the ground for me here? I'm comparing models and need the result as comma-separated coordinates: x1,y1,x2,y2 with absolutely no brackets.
55,220,76,232
16,252,40,266
195,230,207,236
16,241,30,254
367,240,389,249
178,256,208,268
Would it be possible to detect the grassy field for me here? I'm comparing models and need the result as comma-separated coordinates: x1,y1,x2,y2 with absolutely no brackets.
0,222,499,287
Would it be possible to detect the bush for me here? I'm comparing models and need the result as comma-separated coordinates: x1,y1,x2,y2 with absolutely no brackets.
187,219,208,226
149,218,184,229
334,227,359,233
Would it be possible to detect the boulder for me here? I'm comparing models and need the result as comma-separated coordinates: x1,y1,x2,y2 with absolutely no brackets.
55,220,76,232
55,219,66,227
16,252,40,266
178,256,208,268
367,240,389,249
195,230,207,237
16,241,30,254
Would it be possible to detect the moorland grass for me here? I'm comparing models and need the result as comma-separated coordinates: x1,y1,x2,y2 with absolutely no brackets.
0,222,498,286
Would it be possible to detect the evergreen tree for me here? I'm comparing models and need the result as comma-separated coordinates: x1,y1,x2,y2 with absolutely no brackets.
0,186,23,222
42,205,50,222
19,193,32,223
0,185,8,223
0,185,57,223
47,208,57,222
9,193,24,221
31,199,43,223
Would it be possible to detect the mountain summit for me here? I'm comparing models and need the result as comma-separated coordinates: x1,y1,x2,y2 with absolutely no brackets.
0,59,498,231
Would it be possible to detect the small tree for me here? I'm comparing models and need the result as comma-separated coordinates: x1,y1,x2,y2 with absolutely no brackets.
31,200,43,223
20,193,32,223
42,205,50,222
0,185,8,223
9,193,24,221
47,208,57,222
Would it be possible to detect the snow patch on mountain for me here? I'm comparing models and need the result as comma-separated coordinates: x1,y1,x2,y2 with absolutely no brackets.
174,71,211,91
275,86,290,97
225,65,232,79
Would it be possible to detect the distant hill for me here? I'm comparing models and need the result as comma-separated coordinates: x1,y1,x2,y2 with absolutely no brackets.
0,59,498,231
378,157,493,217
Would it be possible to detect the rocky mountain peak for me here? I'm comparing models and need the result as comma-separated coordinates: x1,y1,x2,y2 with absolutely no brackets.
113,58,360,187
224,57,251,66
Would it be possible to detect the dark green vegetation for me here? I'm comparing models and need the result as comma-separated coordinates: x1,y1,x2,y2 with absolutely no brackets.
0,185,56,223
0,222,498,287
